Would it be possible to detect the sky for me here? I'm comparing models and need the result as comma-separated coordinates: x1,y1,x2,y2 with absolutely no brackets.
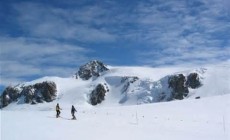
0,0,230,91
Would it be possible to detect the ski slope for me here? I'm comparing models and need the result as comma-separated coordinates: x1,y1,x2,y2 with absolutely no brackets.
1,94,230,140
1,63,230,140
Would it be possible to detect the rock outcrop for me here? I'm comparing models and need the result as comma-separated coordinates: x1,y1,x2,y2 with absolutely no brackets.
119,76,139,104
34,82,57,102
121,76,139,93
77,60,109,80
168,73,201,100
0,81,57,108
118,72,203,104
168,74,189,100
89,83,109,105
0,86,21,108
186,73,201,89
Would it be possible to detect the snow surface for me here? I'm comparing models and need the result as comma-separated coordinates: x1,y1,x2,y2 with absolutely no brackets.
1,64,230,140
4,64,230,108
1,94,230,140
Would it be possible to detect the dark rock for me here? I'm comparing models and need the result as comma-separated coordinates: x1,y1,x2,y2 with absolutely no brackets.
195,96,200,99
0,86,20,107
21,86,34,104
168,74,189,100
121,76,139,93
0,81,57,108
186,73,201,89
90,84,108,105
77,60,109,80
34,81,57,102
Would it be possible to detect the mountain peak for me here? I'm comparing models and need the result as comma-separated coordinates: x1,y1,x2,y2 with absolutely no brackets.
77,60,109,80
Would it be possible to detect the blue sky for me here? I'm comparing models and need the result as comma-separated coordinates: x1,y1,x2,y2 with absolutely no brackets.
0,0,230,91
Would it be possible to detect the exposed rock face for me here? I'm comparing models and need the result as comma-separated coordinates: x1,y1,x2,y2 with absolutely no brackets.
168,73,202,100
0,81,57,108
34,82,57,102
77,60,109,80
21,86,35,104
186,73,201,89
119,76,139,104
0,86,21,108
117,72,202,104
90,83,108,105
121,76,139,93
168,74,189,100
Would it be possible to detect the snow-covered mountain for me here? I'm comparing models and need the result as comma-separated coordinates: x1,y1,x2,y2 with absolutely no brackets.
1,60,230,109
1,60,230,140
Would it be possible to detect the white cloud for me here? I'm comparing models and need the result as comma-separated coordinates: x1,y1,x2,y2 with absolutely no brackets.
0,37,91,86
132,0,230,66
1,0,229,87
138,46,230,66
13,2,117,42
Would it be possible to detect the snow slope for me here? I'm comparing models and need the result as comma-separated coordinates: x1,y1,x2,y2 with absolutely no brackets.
1,94,229,140
1,63,230,140
2,63,230,109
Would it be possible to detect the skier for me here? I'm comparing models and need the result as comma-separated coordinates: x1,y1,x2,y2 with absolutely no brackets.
71,105,77,120
56,103,61,118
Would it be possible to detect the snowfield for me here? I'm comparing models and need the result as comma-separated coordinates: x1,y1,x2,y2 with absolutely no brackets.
1,63,230,140
1,94,230,140
3,64,230,107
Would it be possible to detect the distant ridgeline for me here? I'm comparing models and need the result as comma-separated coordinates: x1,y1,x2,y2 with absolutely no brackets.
0,60,202,108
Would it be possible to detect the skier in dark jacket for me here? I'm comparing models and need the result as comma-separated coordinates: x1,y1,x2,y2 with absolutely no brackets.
71,105,77,120
56,103,61,118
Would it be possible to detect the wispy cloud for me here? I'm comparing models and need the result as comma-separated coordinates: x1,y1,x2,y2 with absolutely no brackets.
0,37,91,86
13,2,117,42
132,0,230,65
0,0,229,87
138,46,230,66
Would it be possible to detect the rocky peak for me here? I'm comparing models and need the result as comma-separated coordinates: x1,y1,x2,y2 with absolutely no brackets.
77,60,109,80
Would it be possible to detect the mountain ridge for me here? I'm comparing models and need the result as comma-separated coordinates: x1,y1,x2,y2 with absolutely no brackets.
1,60,230,109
